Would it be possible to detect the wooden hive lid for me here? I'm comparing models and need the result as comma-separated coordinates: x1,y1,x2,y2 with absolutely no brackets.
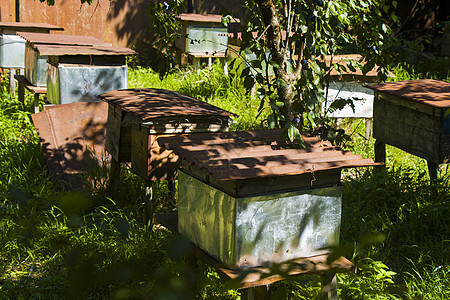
366,79,450,108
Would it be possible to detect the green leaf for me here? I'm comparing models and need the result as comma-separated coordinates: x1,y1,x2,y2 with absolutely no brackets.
287,124,301,142
299,25,308,34
268,60,279,68
241,67,251,77
276,101,284,108
256,88,266,100
276,78,287,89
267,114,277,128
244,75,255,91
221,15,232,27
444,108,450,118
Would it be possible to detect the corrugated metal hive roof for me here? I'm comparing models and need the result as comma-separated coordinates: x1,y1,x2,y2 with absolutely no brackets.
98,88,238,121
366,79,450,108
176,13,239,23
33,44,135,56
158,128,380,180
0,22,64,31
17,32,111,47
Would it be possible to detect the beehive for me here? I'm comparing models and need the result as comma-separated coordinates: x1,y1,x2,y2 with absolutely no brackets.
0,22,63,69
18,32,111,87
159,129,379,268
98,88,237,181
368,79,450,164
29,43,135,104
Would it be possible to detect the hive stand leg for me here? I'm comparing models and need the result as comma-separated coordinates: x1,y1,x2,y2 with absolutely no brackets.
320,273,337,300
108,158,121,199
34,93,40,113
168,179,176,206
222,57,228,75
18,80,25,106
208,57,212,68
364,118,373,146
144,180,154,227
374,140,386,172
9,69,16,96
427,161,438,182
240,285,270,300
193,57,201,72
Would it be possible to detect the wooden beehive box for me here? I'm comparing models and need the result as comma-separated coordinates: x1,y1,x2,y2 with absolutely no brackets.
367,79,450,164
98,88,237,181
175,13,230,56
159,129,379,268
18,32,111,87
0,22,63,69
32,43,135,104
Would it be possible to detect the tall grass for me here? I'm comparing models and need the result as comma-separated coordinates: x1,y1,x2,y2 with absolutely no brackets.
0,61,449,299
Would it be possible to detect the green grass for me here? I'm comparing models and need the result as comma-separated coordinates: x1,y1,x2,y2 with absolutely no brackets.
0,62,449,299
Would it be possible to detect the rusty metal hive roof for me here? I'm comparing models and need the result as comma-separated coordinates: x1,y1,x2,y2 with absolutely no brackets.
31,102,108,189
0,22,64,31
33,44,135,56
176,13,239,23
158,129,379,180
17,32,112,47
98,88,238,121
366,79,450,108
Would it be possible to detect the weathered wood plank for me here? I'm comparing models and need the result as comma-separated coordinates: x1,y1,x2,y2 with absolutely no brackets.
105,105,122,162
181,161,342,197
373,94,442,163
149,134,180,180
130,124,150,180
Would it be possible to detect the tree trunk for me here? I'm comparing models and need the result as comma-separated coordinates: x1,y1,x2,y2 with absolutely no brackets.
255,0,295,125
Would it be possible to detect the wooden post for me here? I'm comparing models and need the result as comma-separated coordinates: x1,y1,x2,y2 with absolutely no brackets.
241,285,270,300
427,161,438,182
18,79,25,105
144,180,154,227
364,118,372,146
108,157,121,198
34,93,40,113
208,57,212,68
193,57,200,71
223,57,228,75
9,68,16,96
374,140,386,162
168,179,176,206
320,273,337,300
374,140,386,172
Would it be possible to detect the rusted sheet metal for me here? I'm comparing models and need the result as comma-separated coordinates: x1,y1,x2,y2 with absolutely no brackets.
367,79,450,108
34,44,135,56
18,0,153,48
98,89,238,122
0,22,64,33
31,102,108,188
17,32,111,47
158,129,379,181
0,0,16,22
176,13,228,23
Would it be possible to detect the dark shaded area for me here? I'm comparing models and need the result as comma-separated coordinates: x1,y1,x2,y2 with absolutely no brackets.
396,0,449,38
